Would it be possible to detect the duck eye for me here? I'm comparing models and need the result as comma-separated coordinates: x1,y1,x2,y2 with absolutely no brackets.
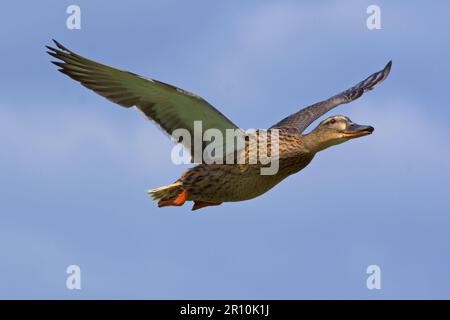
329,119,336,124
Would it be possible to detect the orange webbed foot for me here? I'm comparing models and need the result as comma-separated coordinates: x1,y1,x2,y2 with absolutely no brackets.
158,189,188,208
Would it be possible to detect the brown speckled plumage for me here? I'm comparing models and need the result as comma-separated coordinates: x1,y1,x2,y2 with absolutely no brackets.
178,132,314,202
47,40,391,210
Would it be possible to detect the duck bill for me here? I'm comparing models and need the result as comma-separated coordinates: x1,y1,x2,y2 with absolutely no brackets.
342,124,374,139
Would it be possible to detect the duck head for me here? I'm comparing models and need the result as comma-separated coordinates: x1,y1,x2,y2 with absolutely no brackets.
303,115,374,152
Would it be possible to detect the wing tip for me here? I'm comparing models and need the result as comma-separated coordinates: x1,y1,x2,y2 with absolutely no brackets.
384,60,392,74
46,39,71,57
52,39,68,52
379,60,392,80
377,60,392,84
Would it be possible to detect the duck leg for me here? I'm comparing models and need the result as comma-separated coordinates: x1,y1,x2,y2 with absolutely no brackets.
158,189,188,208
192,200,223,211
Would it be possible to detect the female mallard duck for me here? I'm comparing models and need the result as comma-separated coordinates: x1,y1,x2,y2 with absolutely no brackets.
47,40,391,210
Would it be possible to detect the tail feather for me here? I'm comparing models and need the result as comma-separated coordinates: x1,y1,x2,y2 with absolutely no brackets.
148,182,184,202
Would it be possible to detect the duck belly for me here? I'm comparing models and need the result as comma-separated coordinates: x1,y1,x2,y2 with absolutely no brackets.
180,161,305,202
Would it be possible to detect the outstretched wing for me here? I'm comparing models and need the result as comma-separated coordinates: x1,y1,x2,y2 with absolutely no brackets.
47,40,242,162
270,61,392,133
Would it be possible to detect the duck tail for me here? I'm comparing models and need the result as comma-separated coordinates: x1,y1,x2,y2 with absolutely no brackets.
148,181,187,207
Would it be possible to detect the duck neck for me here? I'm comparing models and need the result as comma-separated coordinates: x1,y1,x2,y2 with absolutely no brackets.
302,129,334,153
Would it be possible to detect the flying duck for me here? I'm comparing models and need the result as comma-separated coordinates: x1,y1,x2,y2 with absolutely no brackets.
47,40,391,210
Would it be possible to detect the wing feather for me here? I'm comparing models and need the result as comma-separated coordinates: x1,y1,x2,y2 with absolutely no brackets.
47,40,242,162
271,61,392,133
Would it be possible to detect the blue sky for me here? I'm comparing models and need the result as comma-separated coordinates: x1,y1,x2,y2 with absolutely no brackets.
1,0,450,299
